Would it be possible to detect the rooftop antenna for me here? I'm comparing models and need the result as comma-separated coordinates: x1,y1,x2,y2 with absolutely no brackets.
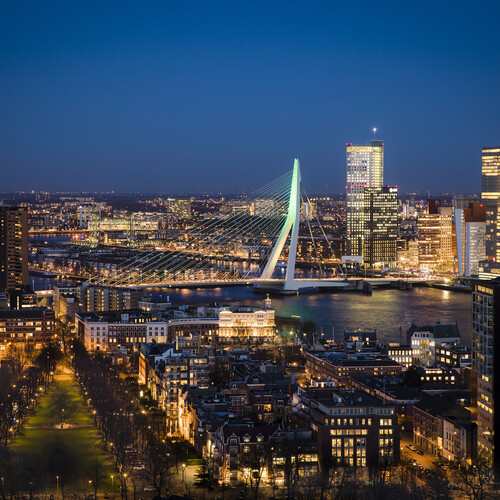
373,127,377,140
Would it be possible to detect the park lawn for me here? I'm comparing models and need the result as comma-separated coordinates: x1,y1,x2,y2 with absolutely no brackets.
12,376,114,493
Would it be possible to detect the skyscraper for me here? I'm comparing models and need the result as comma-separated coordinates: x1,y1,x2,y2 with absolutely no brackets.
454,197,486,277
346,140,384,258
479,147,500,278
362,186,398,268
167,198,192,219
417,201,454,272
471,278,500,473
0,206,28,292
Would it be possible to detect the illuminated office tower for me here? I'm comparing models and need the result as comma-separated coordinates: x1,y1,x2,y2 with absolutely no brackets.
167,198,192,219
362,187,398,268
0,207,28,292
479,147,500,278
454,196,486,277
346,140,384,257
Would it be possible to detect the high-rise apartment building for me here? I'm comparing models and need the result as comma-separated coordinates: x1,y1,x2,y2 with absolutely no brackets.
0,207,28,292
167,198,192,219
362,187,398,268
346,140,384,257
479,147,500,278
454,197,486,277
418,201,454,272
471,278,500,473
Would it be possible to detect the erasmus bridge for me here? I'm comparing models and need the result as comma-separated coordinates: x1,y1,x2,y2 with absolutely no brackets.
93,159,427,292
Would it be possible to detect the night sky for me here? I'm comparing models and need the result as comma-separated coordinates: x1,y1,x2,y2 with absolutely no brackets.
1,1,499,194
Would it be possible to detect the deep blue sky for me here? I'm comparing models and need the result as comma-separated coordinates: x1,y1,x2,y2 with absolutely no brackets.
1,1,499,194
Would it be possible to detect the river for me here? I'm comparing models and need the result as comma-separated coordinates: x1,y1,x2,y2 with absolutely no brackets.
31,275,472,346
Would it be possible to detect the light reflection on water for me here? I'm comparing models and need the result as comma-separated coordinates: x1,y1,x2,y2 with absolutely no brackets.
151,285,472,346
31,275,472,346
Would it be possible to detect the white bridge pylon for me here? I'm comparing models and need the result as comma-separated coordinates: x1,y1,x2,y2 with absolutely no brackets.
260,158,348,292
260,158,301,289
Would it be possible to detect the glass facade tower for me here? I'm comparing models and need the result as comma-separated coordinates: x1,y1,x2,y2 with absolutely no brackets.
479,147,500,277
346,140,384,261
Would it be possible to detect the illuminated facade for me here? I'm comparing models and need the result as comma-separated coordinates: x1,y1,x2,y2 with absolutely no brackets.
0,308,55,358
417,203,454,272
479,147,500,278
362,186,398,268
346,140,384,257
471,279,500,473
218,299,275,344
0,207,28,292
218,308,275,344
167,198,192,219
454,199,486,277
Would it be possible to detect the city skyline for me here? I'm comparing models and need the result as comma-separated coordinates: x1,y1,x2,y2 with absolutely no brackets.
1,2,499,193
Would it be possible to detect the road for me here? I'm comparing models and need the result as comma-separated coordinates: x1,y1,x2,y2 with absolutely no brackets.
400,432,437,469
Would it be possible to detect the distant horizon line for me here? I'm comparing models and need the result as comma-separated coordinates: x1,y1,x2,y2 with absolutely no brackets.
0,190,481,198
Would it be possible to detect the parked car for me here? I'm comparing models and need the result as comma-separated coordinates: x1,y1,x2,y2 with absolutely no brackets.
144,486,155,492
416,450,424,455
406,444,417,451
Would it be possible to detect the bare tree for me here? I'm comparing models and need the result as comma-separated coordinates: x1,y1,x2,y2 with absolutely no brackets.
451,455,496,500
240,449,266,500
89,458,105,499
143,441,175,498
48,384,77,430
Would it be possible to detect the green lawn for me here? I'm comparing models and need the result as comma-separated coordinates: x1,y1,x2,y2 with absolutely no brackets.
12,374,115,493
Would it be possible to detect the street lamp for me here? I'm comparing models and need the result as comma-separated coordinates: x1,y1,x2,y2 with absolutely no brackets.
111,474,114,492
182,463,186,486
56,476,59,495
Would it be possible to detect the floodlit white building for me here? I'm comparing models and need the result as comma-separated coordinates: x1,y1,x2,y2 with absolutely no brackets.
408,321,461,366
218,297,275,344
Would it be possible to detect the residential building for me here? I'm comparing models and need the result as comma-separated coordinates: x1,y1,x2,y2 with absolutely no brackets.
435,343,471,368
0,308,55,359
308,387,400,468
76,311,169,351
80,285,144,312
454,197,486,277
471,278,500,472
305,351,403,384
383,344,413,368
167,198,192,219
407,321,461,365
343,330,377,351
211,423,283,484
418,202,455,272
413,395,472,459
0,207,28,292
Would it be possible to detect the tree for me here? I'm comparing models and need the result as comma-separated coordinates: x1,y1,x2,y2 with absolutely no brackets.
240,450,266,500
56,319,73,355
451,455,496,500
194,459,215,499
143,441,175,498
89,458,105,499
48,384,78,429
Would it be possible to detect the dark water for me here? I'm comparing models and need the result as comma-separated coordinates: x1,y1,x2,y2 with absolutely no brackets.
149,286,472,346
